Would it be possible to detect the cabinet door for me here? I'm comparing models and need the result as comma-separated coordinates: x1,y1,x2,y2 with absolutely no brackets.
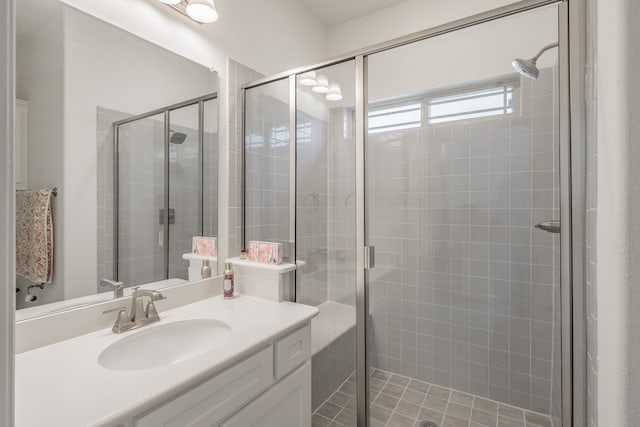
274,325,310,379
221,362,311,427
134,346,273,427
15,100,28,190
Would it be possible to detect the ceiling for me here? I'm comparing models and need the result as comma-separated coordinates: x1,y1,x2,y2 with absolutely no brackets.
298,0,409,27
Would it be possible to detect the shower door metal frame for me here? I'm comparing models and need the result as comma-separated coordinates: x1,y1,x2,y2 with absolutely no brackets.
112,92,218,282
240,0,586,425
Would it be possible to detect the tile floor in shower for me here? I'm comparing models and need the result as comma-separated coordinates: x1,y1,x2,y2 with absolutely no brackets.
312,368,553,427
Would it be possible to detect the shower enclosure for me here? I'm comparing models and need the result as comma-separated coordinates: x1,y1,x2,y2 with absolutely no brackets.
111,93,218,286
242,1,584,426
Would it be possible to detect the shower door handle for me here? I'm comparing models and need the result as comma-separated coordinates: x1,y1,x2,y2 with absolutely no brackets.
364,246,375,270
534,220,560,234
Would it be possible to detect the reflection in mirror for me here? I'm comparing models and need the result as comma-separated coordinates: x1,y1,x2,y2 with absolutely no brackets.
112,96,219,287
15,0,219,320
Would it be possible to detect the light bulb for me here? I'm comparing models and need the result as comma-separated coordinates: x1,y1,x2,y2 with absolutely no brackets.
186,0,219,23
326,82,343,101
299,71,318,87
312,74,330,93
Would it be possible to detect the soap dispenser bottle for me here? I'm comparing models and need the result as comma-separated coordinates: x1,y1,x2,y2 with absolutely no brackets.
201,260,211,279
223,262,234,299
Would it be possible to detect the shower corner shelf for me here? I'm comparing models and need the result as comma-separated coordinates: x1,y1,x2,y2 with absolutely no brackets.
225,257,296,302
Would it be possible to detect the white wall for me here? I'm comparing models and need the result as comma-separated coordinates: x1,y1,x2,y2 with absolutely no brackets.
327,0,526,57
596,0,640,426
326,1,557,104
366,6,557,102
15,0,65,307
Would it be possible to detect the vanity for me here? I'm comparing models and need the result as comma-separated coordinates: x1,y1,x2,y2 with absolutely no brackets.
15,293,318,427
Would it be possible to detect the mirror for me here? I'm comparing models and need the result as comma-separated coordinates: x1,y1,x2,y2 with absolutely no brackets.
15,0,219,320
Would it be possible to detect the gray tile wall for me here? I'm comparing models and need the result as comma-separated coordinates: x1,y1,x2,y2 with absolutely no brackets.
203,101,219,240
585,0,598,425
168,118,206,280
327,107,357,306
296,110,329,306
244,81,291,250
227,60,264,262
366,68,560,415
112,113,166,286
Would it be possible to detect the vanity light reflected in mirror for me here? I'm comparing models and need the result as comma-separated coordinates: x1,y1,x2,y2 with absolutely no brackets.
325,82,343,101
161,0,220,24
186,0,219,23
311,74,330,93
298,71,318,87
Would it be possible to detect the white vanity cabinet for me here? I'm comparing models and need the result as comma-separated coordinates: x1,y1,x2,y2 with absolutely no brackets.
221,362,310,427
132,324,312,427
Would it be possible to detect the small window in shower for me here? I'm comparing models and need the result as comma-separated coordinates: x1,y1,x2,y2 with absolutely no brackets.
296,121,313,145
427,83,516,124
270,125,290,147
368,102,422,134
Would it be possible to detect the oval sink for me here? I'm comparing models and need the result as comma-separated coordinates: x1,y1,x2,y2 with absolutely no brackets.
98,319,231,371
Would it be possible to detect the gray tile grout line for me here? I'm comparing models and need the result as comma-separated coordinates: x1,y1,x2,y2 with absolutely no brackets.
314,368,552,427
312,373,353,425
383,378,422,426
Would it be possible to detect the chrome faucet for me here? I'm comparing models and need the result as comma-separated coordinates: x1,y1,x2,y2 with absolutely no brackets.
100,279,124,298
105,287,167,334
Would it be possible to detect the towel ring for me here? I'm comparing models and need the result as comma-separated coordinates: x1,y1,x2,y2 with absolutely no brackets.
303,191,319,210
345,192,355,212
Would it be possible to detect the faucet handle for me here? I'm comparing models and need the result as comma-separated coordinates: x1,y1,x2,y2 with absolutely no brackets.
112,309,133,334
103,306,133,334
145,302,161,322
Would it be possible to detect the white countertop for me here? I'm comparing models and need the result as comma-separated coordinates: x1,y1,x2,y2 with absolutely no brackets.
15,294,318,427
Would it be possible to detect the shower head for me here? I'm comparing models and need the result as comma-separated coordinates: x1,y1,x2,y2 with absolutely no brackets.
512,42,559,80
512,58,540,80
169,130,187,144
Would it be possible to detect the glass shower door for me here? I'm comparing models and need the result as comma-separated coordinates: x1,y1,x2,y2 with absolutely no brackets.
296,61,358,426
365,5,562,426
117,113,166,286
244,78,291,250
168,104,201,280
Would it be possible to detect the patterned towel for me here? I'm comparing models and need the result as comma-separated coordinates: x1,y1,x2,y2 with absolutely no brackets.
16,188,55,284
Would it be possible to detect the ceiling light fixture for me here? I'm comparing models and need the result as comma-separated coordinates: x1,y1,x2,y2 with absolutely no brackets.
325,82,343,101
186,0,219,23
158,0,181,5
312,74,330,93
299,71,318,87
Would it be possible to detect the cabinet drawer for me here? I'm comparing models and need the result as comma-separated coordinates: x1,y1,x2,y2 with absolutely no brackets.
134,346,273,427
221,362,311,427
274,325,310,379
